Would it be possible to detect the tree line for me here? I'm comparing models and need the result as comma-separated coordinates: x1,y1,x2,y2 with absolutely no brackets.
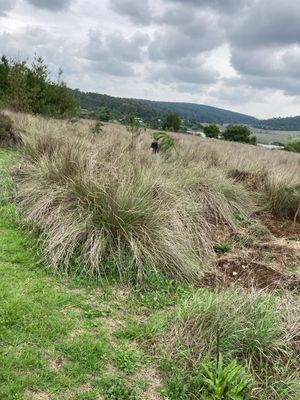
203,123,257,144
0,55,78,117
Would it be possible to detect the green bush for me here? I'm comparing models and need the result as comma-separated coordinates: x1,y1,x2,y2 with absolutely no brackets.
222,125,256,144
203,124,220,138
284,141,300,153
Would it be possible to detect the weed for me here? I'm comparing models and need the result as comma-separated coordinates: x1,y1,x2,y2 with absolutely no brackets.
113,345,143,374
214,242,231,254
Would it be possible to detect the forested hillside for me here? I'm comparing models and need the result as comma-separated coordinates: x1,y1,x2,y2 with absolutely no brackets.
256,116,300,131
71,89,258,126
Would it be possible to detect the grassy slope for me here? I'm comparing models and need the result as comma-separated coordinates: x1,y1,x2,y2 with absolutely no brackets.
1,144,299,400
0,149,167,400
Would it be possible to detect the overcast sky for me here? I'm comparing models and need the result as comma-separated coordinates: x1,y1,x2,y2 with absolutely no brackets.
1,0,300,118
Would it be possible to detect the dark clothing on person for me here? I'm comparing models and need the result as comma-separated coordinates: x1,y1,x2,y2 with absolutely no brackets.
150,141,159,154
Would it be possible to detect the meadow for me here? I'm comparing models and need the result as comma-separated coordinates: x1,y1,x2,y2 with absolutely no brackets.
0,112,300,400
250,127,300,145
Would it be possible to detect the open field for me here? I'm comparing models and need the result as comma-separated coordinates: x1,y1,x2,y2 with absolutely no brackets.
249,127,300,145
1,112,300,399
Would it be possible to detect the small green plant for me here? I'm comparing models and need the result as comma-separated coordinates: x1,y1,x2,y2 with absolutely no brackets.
113,346,143,374
214,242,231,254
191,356,252,400
102,377,137,399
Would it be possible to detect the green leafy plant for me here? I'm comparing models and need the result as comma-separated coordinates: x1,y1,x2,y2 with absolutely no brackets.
152,131,178,159
113,346,143,374
191,356,252,400
213,242,231,254
103,377,137,399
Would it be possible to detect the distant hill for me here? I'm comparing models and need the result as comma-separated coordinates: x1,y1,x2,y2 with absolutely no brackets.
71,89,258,127
71,89,300,131
255,116,300,131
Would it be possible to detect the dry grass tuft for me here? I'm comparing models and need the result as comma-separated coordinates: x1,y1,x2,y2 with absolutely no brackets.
13,118,250,282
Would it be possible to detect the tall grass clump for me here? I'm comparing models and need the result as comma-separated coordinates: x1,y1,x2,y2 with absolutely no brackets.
13,123,252,282
14,137,199,282
261,174,300,218
161,287,300,399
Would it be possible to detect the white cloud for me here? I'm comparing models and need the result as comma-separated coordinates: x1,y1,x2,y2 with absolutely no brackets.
0,0,300,118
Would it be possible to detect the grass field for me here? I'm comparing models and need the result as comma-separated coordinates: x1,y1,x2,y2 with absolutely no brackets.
0,113,300,400
250,127,300,145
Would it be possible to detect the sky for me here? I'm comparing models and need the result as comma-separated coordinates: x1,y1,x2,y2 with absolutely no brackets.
0,0,300,119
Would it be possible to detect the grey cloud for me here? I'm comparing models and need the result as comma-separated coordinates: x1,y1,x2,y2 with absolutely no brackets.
0,0,16,16
88,59,134,77
165,0,250,13
227,0,300,48
0,26,53,58
83,30,147,77
149,61,218,91
84,30,148,62
26,0,71,11
110,0,152,24
241,76,300,97
231,45,300,79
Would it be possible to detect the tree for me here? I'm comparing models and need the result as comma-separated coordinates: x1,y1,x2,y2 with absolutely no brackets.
0,55,10,96
163,112,181,132
203,124,220,138
97,106,110,122
0,54,78,117
222,125,256,144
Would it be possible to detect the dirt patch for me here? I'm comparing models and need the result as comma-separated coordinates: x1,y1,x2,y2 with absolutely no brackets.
216,255,300,290
204,235,300,291
260,214,300,239
139,366,163,400
25,390,50,400
44,352,64,371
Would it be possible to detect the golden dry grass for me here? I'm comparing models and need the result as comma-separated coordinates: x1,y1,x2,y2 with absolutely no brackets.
3,111,300,281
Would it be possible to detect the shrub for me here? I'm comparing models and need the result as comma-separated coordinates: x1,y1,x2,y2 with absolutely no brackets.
222,125,256,144
284,141,300,153
163,113,181,132
203,124,220,139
